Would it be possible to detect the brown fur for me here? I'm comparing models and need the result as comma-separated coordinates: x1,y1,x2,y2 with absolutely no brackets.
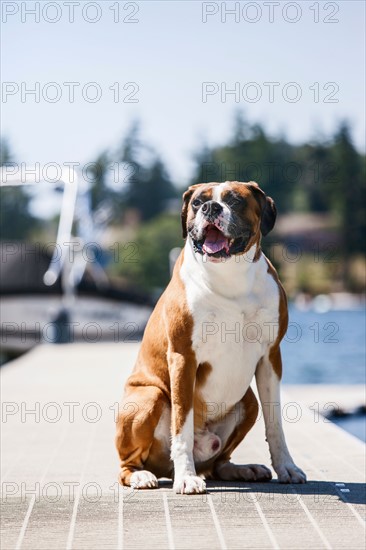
265,256,289,379
193,361,213,431
116,251,199,484
116,180,283,486
181,184,214,238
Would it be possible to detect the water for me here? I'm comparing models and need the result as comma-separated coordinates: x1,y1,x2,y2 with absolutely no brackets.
282,306,365,442
332,416,366,443
282,307,366,384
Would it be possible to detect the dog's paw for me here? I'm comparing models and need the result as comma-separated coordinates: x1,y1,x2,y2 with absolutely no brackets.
174,474,206,494
216,462,272,482
130,470,158,489
237,464,272,481
275,463,306,484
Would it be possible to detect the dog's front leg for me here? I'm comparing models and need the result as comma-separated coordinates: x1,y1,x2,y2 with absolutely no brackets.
168,350,206,494
256,348,306,483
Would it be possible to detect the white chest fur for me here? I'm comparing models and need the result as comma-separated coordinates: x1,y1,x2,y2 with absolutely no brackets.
180,242,280,417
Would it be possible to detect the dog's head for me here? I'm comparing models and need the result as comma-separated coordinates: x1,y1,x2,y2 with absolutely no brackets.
181,181,276,262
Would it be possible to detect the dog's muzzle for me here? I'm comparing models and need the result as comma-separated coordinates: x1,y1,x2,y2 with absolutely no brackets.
201,200,223,219
190,204,252,260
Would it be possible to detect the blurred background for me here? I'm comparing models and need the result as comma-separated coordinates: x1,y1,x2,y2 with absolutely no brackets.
1,2,365,435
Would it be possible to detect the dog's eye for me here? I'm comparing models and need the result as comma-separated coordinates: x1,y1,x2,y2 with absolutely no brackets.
227,196,243,207
192,198,202,208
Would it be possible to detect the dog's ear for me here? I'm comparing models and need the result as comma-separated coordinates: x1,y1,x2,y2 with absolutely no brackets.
247,182,277,236
260,195,277,236
181,184,205,238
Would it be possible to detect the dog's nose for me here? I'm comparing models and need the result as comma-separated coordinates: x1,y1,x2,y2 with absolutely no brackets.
201,201,223,218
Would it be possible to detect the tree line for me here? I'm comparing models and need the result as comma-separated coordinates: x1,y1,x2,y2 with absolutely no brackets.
1,114,365,291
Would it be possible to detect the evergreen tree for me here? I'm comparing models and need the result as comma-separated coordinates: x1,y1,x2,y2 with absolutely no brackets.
118,121,176,220
88,150,111,212
331,122,365,258
191,114,295,212
0,139,39,240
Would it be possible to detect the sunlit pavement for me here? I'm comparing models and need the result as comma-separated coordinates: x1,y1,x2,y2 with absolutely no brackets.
1,344,365,549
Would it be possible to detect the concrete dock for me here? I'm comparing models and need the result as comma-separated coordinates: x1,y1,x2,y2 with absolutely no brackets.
1,343,365,549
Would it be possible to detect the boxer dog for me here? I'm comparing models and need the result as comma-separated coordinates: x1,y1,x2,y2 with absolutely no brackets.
116,181,306,494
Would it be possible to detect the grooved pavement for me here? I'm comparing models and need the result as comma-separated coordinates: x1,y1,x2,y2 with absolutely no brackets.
1,344,365,549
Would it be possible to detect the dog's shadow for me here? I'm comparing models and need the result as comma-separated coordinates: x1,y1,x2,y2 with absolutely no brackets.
156,479,366,505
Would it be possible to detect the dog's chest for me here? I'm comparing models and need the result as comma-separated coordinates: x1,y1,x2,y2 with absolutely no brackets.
183,264,280,412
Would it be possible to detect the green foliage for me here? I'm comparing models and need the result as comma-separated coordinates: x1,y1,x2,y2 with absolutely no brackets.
0,139,12,166
0,139,40,240
111,214,182,291
2,115,365,292
88,150,112,212
330,123,366,256
192,114,295,212
85,122,178,222
117,122,177,221
190,115,365,258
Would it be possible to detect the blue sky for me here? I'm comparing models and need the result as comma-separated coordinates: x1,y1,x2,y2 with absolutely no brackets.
2,0,365,186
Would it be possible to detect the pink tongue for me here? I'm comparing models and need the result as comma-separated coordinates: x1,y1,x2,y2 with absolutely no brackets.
202,228,229,254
